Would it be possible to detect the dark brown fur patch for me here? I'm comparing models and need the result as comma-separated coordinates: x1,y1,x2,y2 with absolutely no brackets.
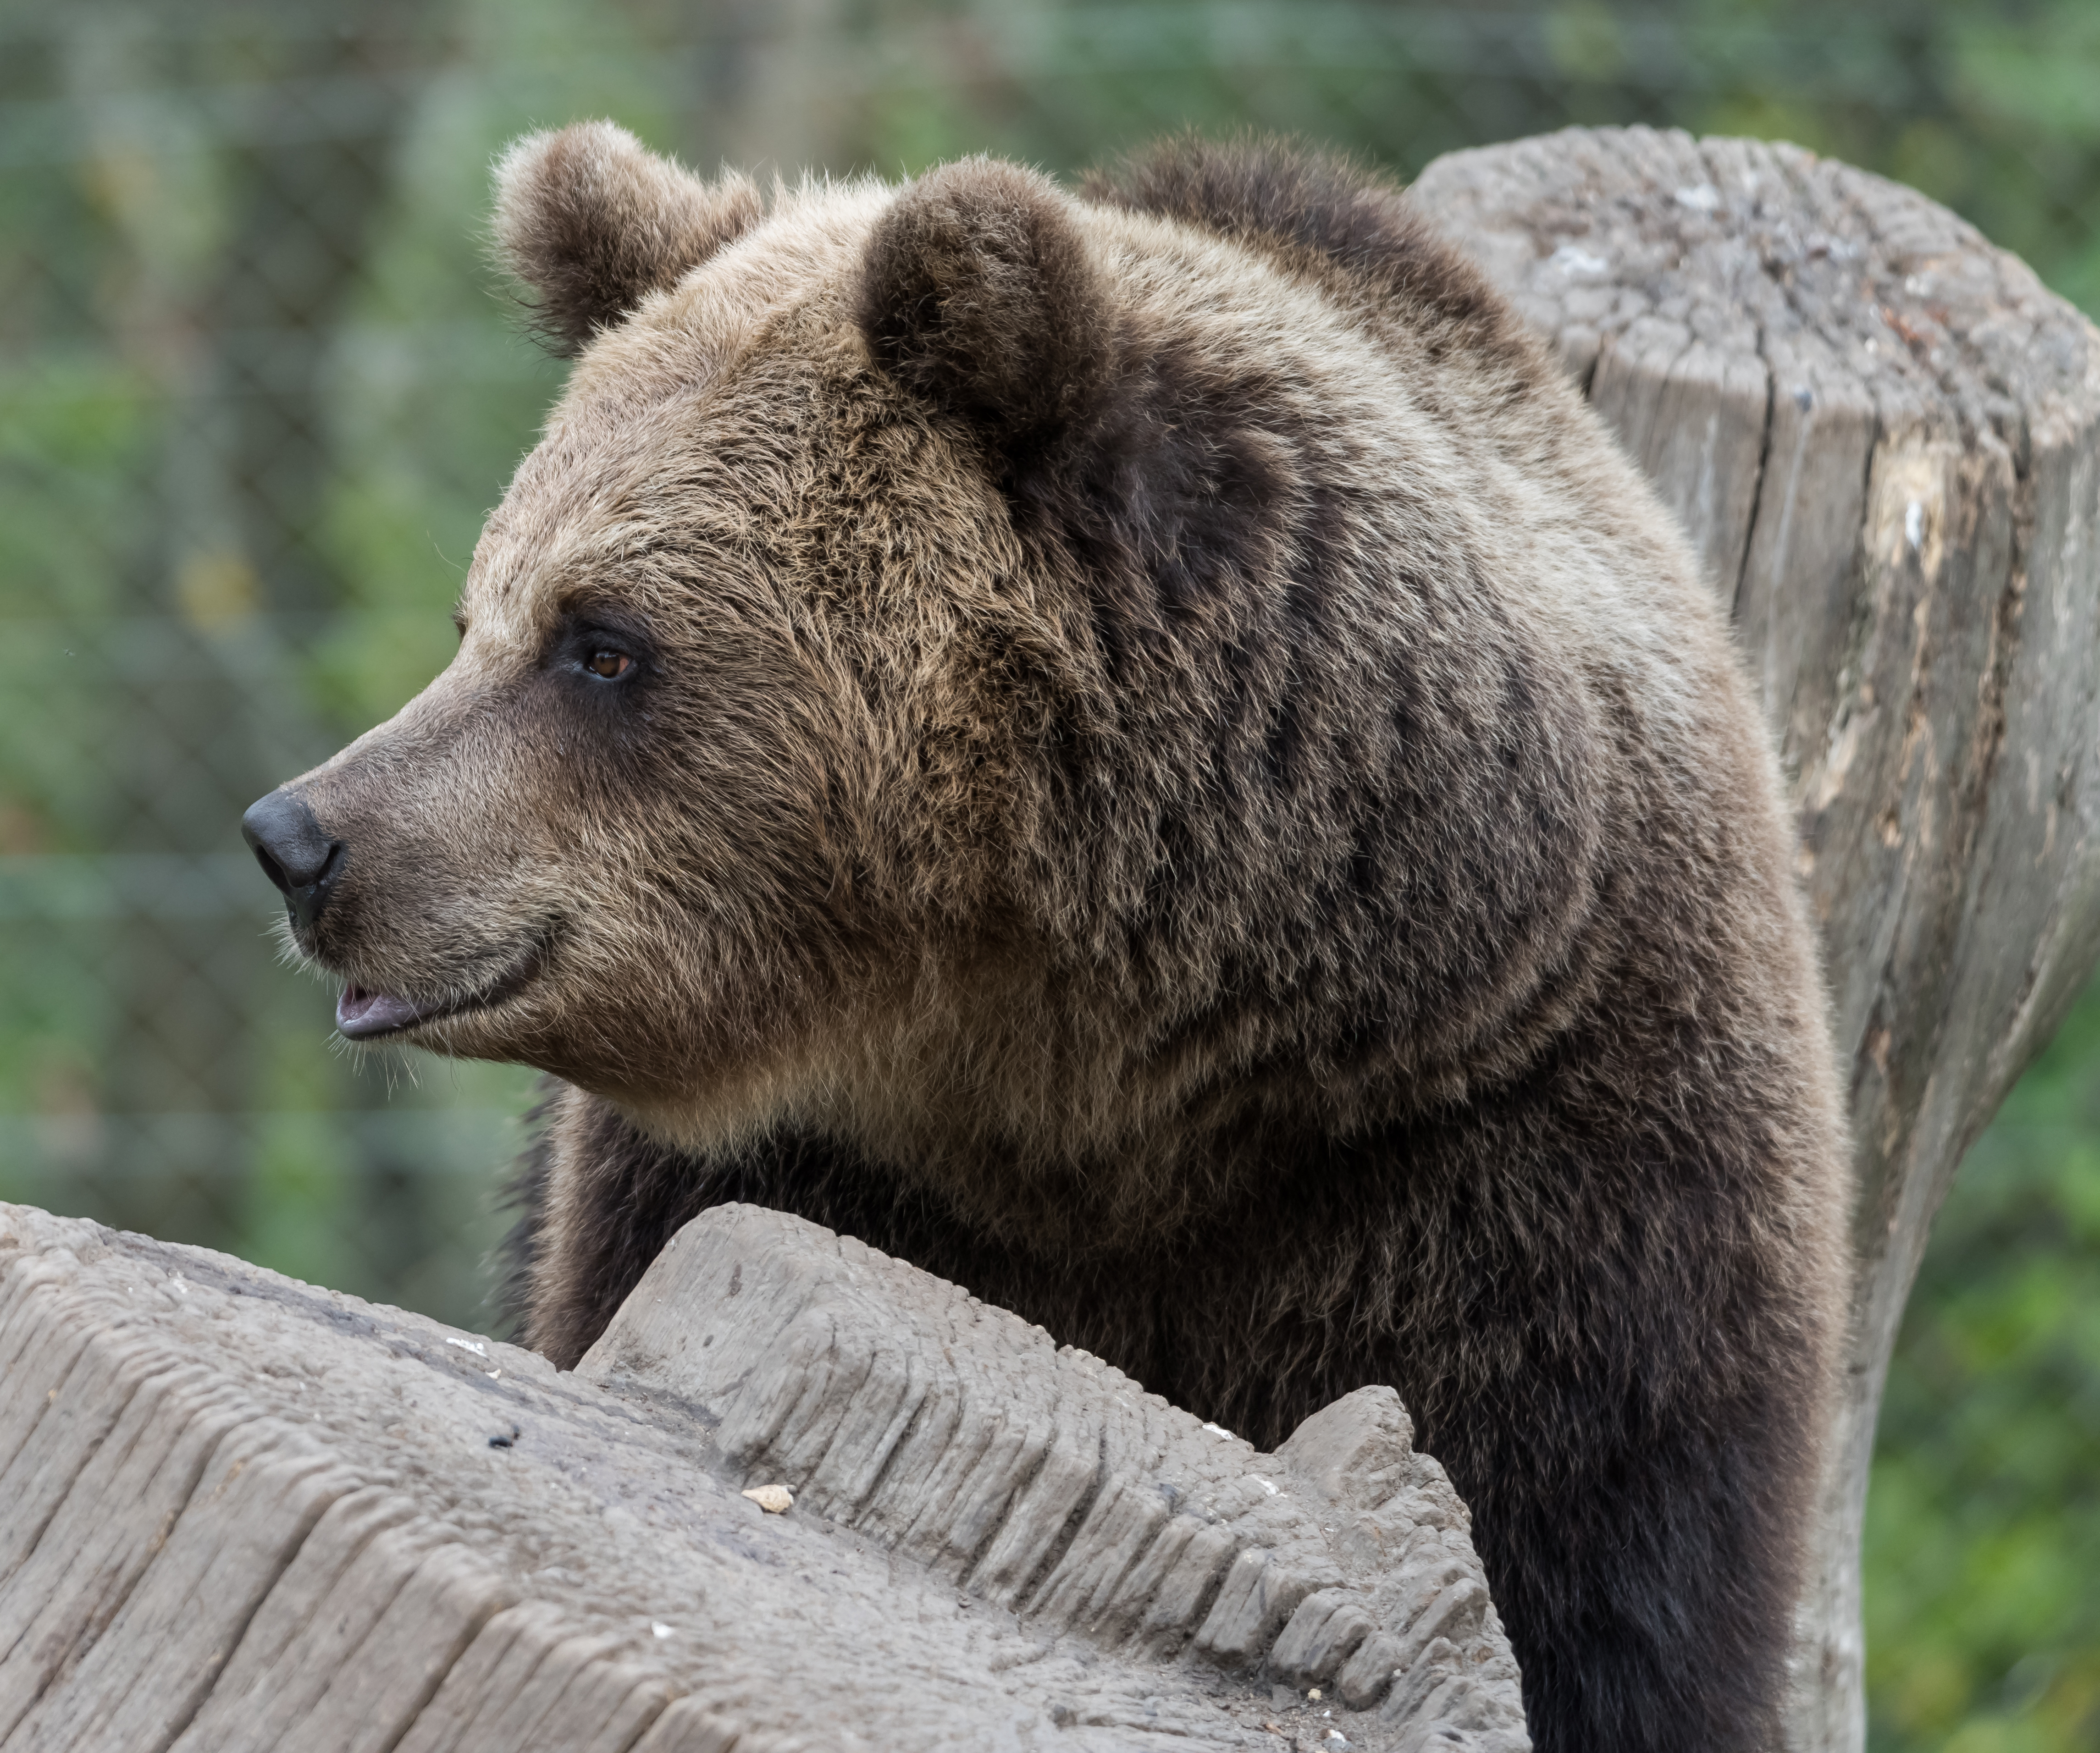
1082,132,1517,355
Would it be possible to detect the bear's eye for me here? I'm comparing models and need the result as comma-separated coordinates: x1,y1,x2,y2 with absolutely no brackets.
585,649,631,680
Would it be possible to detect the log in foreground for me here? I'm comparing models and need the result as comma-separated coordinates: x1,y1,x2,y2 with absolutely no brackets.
1412,127,2100,1753
0,1200,1528,1752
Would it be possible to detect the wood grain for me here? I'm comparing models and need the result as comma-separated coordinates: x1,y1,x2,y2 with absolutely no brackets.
1413,126,2100,1753
0,1201,1529,1752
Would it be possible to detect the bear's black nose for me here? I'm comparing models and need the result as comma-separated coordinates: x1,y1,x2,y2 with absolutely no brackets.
242,788,343,930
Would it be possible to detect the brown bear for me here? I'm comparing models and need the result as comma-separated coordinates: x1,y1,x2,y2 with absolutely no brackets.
241,122,1848,1753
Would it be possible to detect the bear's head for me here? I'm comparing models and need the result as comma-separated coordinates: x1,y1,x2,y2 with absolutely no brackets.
243,122,1603,1207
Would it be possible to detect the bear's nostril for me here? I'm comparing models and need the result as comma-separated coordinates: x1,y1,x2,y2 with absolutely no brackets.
251,845,287,893
241,788,344,929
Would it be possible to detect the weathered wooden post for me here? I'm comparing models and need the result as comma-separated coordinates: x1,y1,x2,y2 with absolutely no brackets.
1413,126,2100,1753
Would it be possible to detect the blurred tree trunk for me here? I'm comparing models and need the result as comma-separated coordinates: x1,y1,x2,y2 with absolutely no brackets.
690,0,848,181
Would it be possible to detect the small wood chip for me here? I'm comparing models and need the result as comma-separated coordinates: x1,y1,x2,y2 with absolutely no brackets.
742,1483,793,1514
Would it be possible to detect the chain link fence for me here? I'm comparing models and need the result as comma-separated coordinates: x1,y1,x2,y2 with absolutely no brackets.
4,0,2097,1338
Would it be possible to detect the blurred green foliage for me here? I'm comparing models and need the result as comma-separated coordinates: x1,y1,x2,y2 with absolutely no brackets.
1865,976,2100,1753
0,1,2096,1744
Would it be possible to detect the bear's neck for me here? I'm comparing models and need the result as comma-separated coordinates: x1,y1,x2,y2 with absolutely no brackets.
617,931,1603,1247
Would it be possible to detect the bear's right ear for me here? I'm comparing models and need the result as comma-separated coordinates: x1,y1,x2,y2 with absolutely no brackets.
494,121,761,357
858,159,1111,453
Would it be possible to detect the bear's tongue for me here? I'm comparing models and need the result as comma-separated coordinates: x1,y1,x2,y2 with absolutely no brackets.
336,985,424,1039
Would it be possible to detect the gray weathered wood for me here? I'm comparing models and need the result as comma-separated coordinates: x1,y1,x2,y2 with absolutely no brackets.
0,1200,1528,1751
1412,126,2100,1753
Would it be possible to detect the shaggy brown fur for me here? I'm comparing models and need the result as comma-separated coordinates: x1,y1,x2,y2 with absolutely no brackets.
249,124,1847,1753
494,121,762,354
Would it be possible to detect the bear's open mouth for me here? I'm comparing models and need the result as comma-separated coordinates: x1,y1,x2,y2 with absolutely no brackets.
335,933,552,1042
336,986,423,1037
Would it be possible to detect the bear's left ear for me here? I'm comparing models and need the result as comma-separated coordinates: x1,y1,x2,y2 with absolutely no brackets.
858,159,1111,451
495,121,761,356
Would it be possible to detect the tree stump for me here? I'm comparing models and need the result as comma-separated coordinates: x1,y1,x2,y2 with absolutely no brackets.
0,1200,1529,1751
1411,127,2100,1753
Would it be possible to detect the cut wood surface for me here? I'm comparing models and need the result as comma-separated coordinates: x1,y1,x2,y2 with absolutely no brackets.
1412,127,2100,1753
0,1199,1529,1752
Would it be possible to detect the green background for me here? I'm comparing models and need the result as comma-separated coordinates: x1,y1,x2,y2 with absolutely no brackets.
0,2,2094,1745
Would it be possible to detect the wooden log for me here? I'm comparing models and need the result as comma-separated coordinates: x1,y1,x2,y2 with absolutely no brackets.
1410,127,2100,1753
0,1200,1529,1751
